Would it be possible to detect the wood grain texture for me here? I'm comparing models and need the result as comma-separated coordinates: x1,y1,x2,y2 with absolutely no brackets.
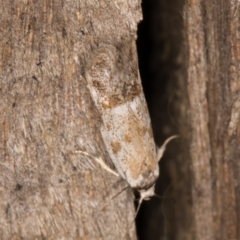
0,0,141,239
186,0,240,239
136,0,240,239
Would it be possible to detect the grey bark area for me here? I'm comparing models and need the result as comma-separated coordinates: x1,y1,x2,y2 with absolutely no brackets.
0,1,141,239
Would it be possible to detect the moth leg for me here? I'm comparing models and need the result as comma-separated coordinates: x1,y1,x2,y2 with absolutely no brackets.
75,150,119,177
157,135,178,161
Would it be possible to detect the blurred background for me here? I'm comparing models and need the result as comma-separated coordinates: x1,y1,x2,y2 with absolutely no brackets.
136,0,192,239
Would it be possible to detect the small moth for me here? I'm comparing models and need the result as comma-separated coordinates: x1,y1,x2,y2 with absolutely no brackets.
84,43,177,209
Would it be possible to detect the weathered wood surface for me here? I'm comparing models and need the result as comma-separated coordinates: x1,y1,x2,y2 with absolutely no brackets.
186,1,240,240
137,0,240,240
0,0,141,239
1,0,240,239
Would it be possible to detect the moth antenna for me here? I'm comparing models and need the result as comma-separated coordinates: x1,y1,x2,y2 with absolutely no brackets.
75,150,119,177
153,193,174,201
153,194,165,199
157,135,179,161
100,185,129,211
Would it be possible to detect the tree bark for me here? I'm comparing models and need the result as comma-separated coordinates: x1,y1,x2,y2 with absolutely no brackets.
1,0,240,240
136,0,240,240
186,1,240,239
0,1,141,239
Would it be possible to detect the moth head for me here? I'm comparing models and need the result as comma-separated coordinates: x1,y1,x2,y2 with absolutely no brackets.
139,184,155,201
134,184,156,218
134,135,179,217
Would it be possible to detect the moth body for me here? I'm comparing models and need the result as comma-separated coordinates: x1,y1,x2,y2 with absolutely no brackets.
86,44,177,201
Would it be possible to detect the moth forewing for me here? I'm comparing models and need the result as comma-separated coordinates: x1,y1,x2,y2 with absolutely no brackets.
99,96,160,191
85,44,178,220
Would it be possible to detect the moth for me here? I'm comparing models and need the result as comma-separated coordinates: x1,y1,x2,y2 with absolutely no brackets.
83,43,177,211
